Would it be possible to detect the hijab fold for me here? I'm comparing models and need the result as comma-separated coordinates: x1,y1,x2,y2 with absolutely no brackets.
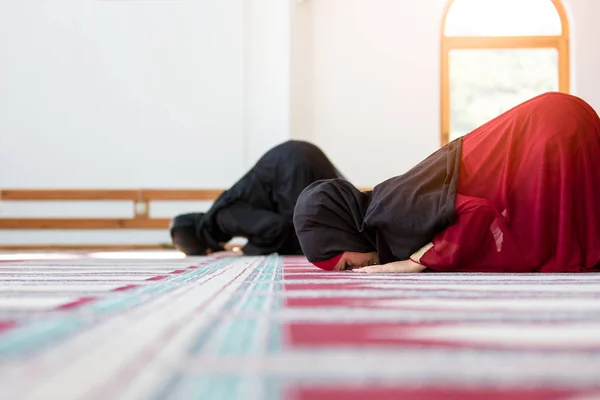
293,179,377,263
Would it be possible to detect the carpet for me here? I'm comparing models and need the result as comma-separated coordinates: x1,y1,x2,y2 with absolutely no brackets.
0,252,599,399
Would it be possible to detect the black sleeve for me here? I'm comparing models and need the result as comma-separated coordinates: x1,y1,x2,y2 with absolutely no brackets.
215,201,292,256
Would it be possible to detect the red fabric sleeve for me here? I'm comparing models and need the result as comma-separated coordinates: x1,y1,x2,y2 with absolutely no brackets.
418,194,526,273
415,93,600,273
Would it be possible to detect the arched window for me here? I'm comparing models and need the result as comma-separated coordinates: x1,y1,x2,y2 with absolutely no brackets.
440,0,570,144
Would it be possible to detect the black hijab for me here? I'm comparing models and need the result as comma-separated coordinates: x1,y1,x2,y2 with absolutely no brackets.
293,139,463,265
293,179,377,263
169,212,226,255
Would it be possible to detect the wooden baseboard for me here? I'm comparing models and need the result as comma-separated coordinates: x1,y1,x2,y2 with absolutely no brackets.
0,218,172,230
0,189,224,201
0,244,175,251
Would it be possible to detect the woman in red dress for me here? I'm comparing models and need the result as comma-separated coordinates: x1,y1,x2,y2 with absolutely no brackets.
293,92,600,273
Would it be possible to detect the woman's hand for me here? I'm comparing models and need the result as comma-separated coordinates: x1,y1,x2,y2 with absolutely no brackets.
353,259,426,273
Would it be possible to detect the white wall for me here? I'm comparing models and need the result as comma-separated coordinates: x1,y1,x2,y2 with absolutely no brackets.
0,0,246,189
244,0,292,166
564,0,600,113
290,0,315,142
0,0,292,246
293,0,447,187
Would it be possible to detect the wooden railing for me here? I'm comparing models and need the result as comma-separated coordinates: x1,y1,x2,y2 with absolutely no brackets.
0,189,224,250
0,186,373,251
0,189,223,230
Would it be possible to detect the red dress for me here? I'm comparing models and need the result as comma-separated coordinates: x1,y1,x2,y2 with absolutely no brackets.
418,92,600,273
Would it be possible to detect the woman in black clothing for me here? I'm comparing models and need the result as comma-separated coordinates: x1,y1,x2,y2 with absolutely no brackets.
170,140,344,256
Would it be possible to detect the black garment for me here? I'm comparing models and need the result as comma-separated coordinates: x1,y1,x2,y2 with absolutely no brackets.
292,179,377,261
293,138,463,264
171,140,344,256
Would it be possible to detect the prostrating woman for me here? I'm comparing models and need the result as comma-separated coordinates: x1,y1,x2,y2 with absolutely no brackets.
294,92,600,273
171,140,344,256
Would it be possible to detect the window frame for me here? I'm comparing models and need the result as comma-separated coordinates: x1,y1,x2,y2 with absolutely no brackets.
440,0,570,145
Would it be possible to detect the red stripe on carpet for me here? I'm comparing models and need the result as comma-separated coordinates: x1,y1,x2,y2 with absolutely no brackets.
288,387,591,400
284,283,369,291
285,297,399,308
56,297,98,310
112,284,140,292
146,276,168,281
0,321,17,334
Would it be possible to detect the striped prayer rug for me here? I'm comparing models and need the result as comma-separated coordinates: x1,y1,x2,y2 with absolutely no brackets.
0,252,599,399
